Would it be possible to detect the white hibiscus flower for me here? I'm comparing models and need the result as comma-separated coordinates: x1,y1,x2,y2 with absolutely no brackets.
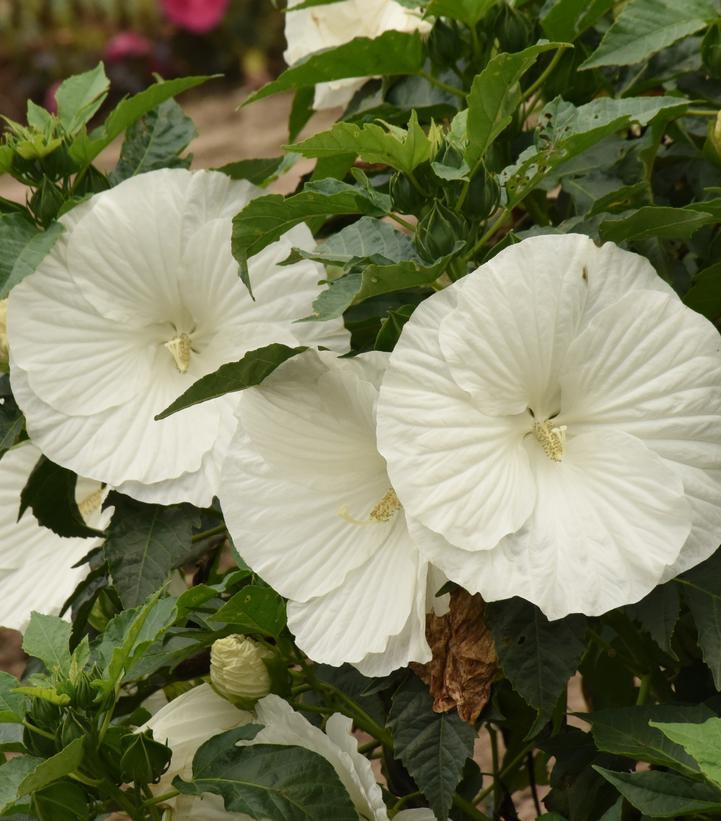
219,350,447,676
377,233,721,620
284,0,431,110
142,684,433,820
0,441,112,631
8,169,348,507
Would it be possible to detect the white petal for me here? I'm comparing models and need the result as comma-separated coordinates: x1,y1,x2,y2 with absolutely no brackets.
251,695,388,821
413,430,692,620
287,516,422,666
560,289,721,579
377,285,537,551
0,442,107,631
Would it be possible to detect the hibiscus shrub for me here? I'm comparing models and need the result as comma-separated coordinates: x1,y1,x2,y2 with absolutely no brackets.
2,1,721,820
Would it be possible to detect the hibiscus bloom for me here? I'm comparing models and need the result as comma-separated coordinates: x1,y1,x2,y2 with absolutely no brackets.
377,233,721,619
142,684,433,820
8,169,347,507
220,350,446,675
0,441,112,631
284,0,431,110
161,0,229,34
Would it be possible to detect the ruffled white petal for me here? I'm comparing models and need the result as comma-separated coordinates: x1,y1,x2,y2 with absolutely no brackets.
377,285,537,551
0,442,110,631
413,429,692,620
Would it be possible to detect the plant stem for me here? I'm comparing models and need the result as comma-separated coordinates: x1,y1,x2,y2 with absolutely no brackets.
464,210,513,261
389,791,423,816
474,738,537,804
452,792,492,820
358,738,381,754
191,524,227,543
519,46,569,105
636,674,651,706
687,108,718,117
144,789,180,807
22,720,55,740
389,212,415,232
418,70,466,100
489,725,500,809
319,682,394,748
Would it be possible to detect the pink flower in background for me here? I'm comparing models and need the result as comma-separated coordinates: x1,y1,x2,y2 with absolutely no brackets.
105,31,153,62
161,0,229,33
44,81,60,114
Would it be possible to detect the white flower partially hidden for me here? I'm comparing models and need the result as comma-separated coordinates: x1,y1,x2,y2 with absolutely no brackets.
8,169,348,507
220,350,446,676
142,684,433,820
284,0,431,110
377,233,721,620
0,441,112,631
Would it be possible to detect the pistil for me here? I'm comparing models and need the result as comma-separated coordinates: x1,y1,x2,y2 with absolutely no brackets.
164,333,192,373
533,420,567,462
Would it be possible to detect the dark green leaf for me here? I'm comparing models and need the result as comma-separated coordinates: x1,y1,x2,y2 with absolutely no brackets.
55,63,110,135
105,496,198,608
19,456,103,539
0,220,63,299
600,206,715,242
594,766,721,816
176,734,358,820
22,613,72,675
216,156,290,186
32,780,91,821
0,398,24,457
580,0,718,70
0,213,38,295
18,738,85,796
110,99,196,183
245,31,425,105
425,0,497,25
156,343,306,419
487,598,586,736
625,583,680,656
211,585,287,638
540,0,614,42
387,676,475,820
680,549,721,688
684,261,721,322
375,304,415,351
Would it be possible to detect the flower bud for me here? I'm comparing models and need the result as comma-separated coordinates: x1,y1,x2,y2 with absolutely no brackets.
389,172,425,215
0,299,8,373
495,3,533,53
210,635,272,707
415,201,467,263
462,168,501,221
428,19,462,67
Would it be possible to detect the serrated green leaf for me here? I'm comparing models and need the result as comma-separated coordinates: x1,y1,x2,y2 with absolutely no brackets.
105,496,198,608
22,613,72,675
55,63,110,135
211,585,287,638
582,705,712,774
594,766,721,816
0,757,43,814
110,98,196,183
19,455,104,539
31,780,90,821
18,738,85,796
540,0,614,41
156,343,306,419
580,0,718,69
651,717,721,790
624,583,680,656
600,206,715,242
488,597,586,737
466,41,567,166
244,31,425,105
175,735,358,820
0,218,62,299
679,549,721,688
387,677,474,820
0,673,26,724
216,156,292,186
684,261,721,322
13,687,71,706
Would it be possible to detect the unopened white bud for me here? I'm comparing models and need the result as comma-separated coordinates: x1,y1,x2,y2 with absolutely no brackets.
210,635,273,707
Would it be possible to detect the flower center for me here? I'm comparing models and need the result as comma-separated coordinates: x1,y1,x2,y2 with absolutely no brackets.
77,487,104,520
164,332,192,373
338,488,401,526
532,419,567,462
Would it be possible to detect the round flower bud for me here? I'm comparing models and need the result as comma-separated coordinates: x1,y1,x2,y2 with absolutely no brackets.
415,200,467,263
210,635,272,707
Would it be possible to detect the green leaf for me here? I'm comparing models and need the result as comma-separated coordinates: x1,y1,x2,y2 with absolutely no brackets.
110,99,196,183
387,677,475,820
425,0,497,26
13,686,71,706
216,156,292,186
105,496,198,608
19,455,104,538
231,179,391,284
679,549,721,688
582,704,713,774
0,400,24,457
22,613,72,675
55,63,110,135
599,206,716,242
684,261,721,322
290,111,439,175
0,673,26,724
651,717,721,789
175,734,358,820
594,766,721,816
0,757,43,813
31,780,91,821
375,304,415,351
212,585,287,638
487,598,586,736
18,738,85,796
580,0,719,69
3,222,64,298
156,343,306,420
466,41,566,166
540,0,614,41
244,31,425,105
624,583,680,656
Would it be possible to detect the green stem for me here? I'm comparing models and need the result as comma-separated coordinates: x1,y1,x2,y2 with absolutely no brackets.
144,789,180,807
191,524,227,544
389,791,423,816
636,674,651,706
358,738,381,754
464,210,513,261
69,771,102,788
418,70,466,100
474,738,536,804
407,170,429,198
452,792,492,820
319,682,394,748
489,726,500,809
519,46,569,105
687,108,718,117
389,212,415,232
22,720,55,740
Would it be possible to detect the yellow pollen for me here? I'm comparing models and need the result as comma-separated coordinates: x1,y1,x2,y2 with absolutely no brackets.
533,420,567,462
164,333,192,373
338,488,401,526
78,487,104,519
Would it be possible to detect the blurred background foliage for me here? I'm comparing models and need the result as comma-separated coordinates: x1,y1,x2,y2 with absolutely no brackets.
0,0,285,121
